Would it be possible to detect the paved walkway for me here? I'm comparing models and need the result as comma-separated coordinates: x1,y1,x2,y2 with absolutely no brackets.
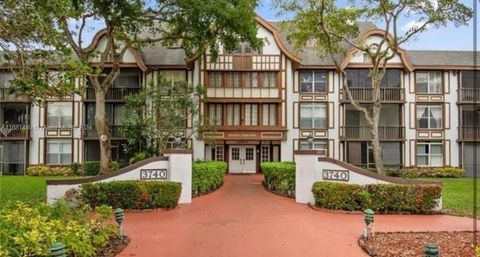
117,175,473,257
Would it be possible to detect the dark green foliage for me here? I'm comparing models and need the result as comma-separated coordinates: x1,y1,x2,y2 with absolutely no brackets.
129,152,148,165
83,161,119,176
81,181,181,209
312,182,370,211
312,182,442,213
261,162,296,197
192,161,227,197
386,167,464,178
70,162,83,175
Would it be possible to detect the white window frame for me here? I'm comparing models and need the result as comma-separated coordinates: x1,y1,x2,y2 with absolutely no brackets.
299,103,327,129
299,139,327,155
299,71,327,93
47,102,72,128
261,145,270,162
416,71,442,93
416,105,443,129
46,139,72,165
416,142,443,167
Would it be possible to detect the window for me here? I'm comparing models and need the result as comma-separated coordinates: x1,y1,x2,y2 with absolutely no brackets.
231,40,261,54
299,139,327,154
417,105,442,129
244,104,258,126
346,69,400,88
300,103,326,129
417,142,443,167
206,145,224,161
226,104,241,126
263,72,277,88
208,72,223,88
300,71,327,93
461,71,480,88
47,139,72,164
262,104,277,126
244,72,259,88
114,69,140,88
416,71,442,93
261,145,270,162
47,102,72,127
0,72,13,88
227,72,241,88
208,104,223,125
160,70,186,85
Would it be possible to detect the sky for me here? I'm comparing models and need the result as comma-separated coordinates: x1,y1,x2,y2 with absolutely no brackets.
255,0,479,51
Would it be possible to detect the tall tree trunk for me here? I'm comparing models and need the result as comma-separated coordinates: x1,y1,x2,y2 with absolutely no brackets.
371,103,385,175
95,88,112,174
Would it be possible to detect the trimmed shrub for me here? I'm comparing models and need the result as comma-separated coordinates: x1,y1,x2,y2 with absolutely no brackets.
26,165,73,176
261,162,296,197
70,163,83,176
129,152,148,165
83,161,120,176
0,201,117,257
192,161,227,197
386,167,464,178
80,181,181,209
366,184,442,213
312,181,442,213
312,182,370,211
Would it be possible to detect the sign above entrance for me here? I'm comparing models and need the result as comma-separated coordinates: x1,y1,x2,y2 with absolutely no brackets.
203,131,285,140
140,169,168,180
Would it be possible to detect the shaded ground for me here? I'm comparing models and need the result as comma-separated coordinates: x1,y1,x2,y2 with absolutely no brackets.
117,175,473,257
360,231,479,257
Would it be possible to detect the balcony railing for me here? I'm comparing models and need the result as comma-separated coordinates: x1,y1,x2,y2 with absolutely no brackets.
459,126,480,141
0,125,29,139
205,54,281,70
84,87,140,101
459,88,480,103
0,88,29,102
342,87,404,102
342,125,404,140
82,125,125,138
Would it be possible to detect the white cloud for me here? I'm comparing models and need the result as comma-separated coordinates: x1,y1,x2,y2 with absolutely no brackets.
401,20,428,32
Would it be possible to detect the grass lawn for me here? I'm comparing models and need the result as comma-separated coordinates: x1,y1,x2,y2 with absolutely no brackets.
0,176,77,206
420,178,480,217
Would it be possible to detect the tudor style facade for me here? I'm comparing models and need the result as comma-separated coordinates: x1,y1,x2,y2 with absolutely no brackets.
1,16,479,176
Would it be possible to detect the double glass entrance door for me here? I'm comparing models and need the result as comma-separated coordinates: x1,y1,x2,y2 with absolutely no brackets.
229,145,256,173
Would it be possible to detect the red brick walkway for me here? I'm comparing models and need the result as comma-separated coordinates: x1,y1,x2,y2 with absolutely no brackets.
117,175,473,257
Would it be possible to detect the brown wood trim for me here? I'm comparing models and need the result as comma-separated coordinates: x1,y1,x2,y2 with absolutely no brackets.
294,150,326,155
203,98,282,103
163,149,193,154
293,102,299,129
317,157,442,185
47,156,170,185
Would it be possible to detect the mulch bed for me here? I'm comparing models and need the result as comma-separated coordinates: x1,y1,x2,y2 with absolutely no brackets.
359,231,479,257
97,235,131,257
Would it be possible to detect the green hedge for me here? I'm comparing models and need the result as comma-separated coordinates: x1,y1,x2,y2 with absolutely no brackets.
81,181,181,209
26,165,73,176
386,167,464,178
192,161,227,197
312,182,442,213
261,162,296,197
83,161,120,176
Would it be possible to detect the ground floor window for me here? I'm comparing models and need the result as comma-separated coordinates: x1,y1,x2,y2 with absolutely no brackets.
299,139,327,156
417,141,443,167
346,141,402,168
84,140,128,165
47,139,72,164
463,142,480,177
205,144,224,161
0,140,26,175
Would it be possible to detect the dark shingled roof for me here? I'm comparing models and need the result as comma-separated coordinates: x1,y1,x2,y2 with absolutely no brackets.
407,50,480,67
141,43,187,66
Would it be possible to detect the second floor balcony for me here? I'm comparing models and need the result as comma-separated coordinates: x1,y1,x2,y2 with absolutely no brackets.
0,125,29,139
82,125,125,139
459,88,480,103
341,125,404,141
84,87,141,102
459,126,480,141
341,87,405,103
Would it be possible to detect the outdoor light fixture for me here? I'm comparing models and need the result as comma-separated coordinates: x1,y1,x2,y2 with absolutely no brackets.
363,209,375,239
307,135,314,150
50,242,67,257
173,133,182,149
115,208,125,237
424,243,439,257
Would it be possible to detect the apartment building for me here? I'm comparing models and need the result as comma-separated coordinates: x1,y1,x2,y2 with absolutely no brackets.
1,16,479,176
